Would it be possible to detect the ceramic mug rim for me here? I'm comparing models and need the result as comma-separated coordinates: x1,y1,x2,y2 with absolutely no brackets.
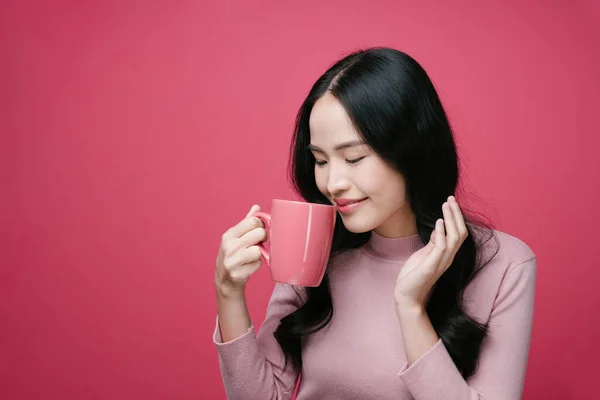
272,199,335,209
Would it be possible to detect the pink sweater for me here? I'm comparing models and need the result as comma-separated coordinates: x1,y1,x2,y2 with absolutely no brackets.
213,230,537,399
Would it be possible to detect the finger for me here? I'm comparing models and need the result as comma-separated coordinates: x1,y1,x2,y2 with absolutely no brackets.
440,204,459,268
433,218,447,259
437,217,459,274
225,245,263,270
246,204,265,229
224,227,267,256
441,198,467,269
448,196,468,239
226,213,264,239
422,219,446,274
238,227,267,249
238,246,264,265
233,260,262,281
245,204,261,219
442,201,459,247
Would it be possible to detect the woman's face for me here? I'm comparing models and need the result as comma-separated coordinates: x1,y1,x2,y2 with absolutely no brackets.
308,92,417,238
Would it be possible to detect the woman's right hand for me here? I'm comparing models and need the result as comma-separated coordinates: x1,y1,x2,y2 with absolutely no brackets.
215,205,267,296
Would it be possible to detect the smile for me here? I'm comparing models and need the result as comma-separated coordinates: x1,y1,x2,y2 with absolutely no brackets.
335,198,368,214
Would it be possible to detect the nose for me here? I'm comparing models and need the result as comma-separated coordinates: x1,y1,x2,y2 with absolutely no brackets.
327,163,351,197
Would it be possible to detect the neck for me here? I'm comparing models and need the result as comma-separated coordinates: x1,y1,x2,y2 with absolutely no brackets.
364,230,424,261
373,206,418,238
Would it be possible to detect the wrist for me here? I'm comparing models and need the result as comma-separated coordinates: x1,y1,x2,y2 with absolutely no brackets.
215,279,246,300
395,299,425,318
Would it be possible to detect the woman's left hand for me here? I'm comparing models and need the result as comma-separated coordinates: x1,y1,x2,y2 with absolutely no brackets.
394,196,468,311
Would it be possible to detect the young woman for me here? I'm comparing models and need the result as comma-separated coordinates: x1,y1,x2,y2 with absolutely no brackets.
213,47,536,399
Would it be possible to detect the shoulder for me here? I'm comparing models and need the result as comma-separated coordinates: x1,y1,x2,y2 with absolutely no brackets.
472,226,536,275
489,229,536,274
464,228,537,317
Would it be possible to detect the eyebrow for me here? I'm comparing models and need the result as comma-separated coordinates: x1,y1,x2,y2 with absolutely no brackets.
307,140,366,153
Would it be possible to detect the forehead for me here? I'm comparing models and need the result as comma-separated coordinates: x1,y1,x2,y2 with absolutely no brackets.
309,92,361,145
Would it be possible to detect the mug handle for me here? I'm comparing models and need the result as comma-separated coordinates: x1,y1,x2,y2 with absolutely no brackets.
252,211,272,265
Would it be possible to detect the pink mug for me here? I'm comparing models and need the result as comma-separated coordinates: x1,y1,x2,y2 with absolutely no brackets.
253,199,336,287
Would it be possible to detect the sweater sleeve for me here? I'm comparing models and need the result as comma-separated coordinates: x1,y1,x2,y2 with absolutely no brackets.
213,283,304,400
397,257,537,400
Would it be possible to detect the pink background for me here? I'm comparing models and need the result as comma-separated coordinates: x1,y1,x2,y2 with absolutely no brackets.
1,1,599,399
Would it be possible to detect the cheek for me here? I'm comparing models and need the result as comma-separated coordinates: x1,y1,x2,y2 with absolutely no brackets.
381,175,407,203
364,163,406,201
355,161,385,194
314,168,329,197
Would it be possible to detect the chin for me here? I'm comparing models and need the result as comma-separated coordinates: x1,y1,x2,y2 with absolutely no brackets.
338,213,381,234
342,224,371,234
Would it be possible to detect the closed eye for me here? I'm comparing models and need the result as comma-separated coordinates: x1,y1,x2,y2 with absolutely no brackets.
347,156,366,164
314,156,366,167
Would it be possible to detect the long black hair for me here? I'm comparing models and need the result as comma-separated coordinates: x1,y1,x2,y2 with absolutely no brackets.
273,47,499,379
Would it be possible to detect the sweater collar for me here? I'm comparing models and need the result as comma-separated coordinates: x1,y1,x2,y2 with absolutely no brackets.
364,230,424,261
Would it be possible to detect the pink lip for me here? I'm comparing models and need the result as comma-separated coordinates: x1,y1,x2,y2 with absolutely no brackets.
334,198,366,206
334,198,368,214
